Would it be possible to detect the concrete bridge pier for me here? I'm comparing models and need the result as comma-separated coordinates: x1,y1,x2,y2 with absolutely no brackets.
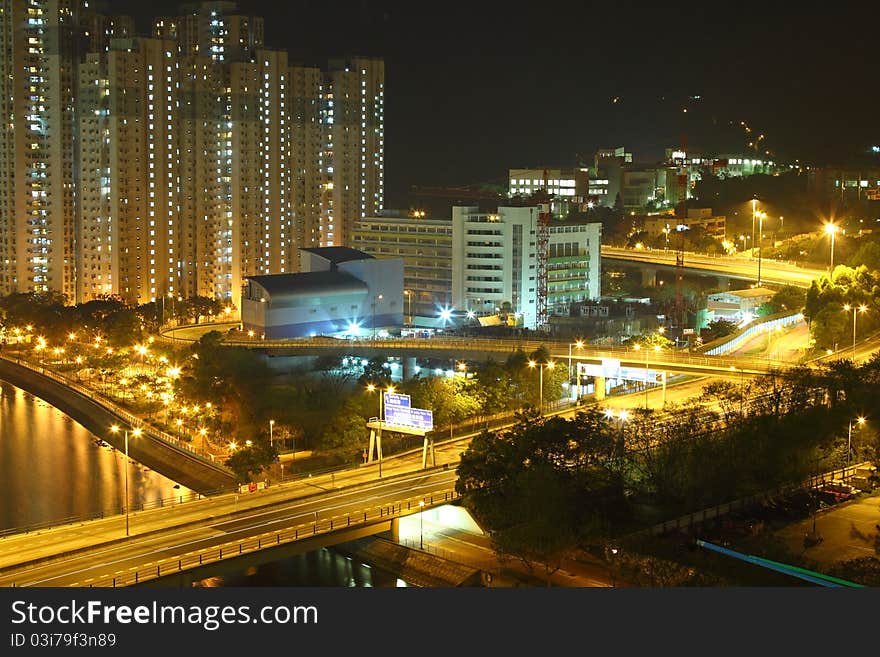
390,517,400,543
641,267,657,287
594,376,606,401
402,356,418,380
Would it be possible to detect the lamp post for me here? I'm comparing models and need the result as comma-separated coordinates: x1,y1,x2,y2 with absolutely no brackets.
847,416,866,471
633,344,661,409
751,198,757,258
371,293,383,340
825,222,837,273
604,408,629,463
568,340,584,392
110,424,142,537
418,500,425,549
269,419,275,448
404,290,413,324
843,304,868,361
756,211,765,287
367,383,393,477
528,360,555,415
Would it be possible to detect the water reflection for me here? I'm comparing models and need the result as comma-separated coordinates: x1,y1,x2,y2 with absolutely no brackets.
192,547,406,587
0,381,193,533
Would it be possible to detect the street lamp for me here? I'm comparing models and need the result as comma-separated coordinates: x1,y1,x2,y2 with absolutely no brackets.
371,293,384,340
824,222,837,273
419,500,425,549
756,211,765,287
568,340,584,393
269,419,275,448
367,383,394,477
604,408,629,462
847,416,866,470
404,290,413,323
633,344,661,409
528,360,555,415
843,304,868,361
110,424,142,537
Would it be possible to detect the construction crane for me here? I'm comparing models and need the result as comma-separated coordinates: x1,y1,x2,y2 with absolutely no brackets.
534,170,552,331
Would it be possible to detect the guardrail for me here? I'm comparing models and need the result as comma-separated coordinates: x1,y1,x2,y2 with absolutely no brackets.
26,488,460,588
621,462,874,541
700,311,804,356
215,334,790,374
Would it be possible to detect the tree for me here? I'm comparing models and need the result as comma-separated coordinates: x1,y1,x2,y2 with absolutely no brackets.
224,439,277,484
848,240,880,271
455,409,628,578
700,319,738,343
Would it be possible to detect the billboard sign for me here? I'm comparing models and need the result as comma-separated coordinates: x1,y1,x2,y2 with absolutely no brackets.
384,405,434,431
384,392,411,408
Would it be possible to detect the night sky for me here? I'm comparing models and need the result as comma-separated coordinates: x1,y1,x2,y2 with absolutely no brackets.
117,1,878,208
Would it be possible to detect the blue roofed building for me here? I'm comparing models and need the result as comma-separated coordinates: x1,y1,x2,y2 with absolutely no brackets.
240,247,404,339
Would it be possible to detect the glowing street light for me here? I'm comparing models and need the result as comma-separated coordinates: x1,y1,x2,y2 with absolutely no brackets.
824,222,838,273
110,424,143,537
367,383,395,477
843,304,868,361
847,416,866,469
568,340,585,392
528,360,555,415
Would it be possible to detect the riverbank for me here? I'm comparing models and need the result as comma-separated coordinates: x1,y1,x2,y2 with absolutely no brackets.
0,357,236,495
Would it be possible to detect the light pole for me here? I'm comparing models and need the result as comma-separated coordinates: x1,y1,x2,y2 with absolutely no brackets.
756,211,765,287
633,344,661,409
847,416,866,470
110,424,142,537
843,304,867,361
269,419,275,448
367,383,393,477
751,198,757,258
568,340,584,391
825,222,837,273
528,360,555,415
371,293,383,340
604,408,629,463
419,500,425,549
404,290,412,324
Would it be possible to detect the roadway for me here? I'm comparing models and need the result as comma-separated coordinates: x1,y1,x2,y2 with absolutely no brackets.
0,464,459,587
601,245,824,288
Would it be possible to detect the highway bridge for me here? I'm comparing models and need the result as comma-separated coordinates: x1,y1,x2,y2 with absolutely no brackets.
0,457,461,588
601,245,824,288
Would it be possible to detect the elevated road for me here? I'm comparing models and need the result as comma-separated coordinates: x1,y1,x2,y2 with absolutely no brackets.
0,462,460,587
601,245,824,288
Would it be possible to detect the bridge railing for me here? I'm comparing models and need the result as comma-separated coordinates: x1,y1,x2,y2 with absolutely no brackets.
699,311,804,356
0,354,232,474
217,334,792,373
38,487,461,589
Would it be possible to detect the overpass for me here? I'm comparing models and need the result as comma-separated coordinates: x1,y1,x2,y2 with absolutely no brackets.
601,245,824,288
0,459,460,588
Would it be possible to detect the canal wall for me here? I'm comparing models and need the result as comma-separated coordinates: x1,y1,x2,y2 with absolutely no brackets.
0,357,236,495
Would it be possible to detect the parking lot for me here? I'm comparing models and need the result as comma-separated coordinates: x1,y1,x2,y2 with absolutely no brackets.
773,493,880,566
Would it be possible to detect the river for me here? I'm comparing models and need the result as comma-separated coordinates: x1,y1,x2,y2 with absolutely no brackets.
0,380,403,586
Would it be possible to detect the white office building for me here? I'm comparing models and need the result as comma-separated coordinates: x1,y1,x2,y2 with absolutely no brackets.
452,206,601,330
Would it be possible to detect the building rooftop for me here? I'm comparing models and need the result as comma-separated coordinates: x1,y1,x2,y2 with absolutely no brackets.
245,270,366,296
300,246,374,264
715,287,776,299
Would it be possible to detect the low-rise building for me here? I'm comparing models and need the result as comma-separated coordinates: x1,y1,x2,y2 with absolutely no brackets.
240,247,403,338
706,287,775,323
